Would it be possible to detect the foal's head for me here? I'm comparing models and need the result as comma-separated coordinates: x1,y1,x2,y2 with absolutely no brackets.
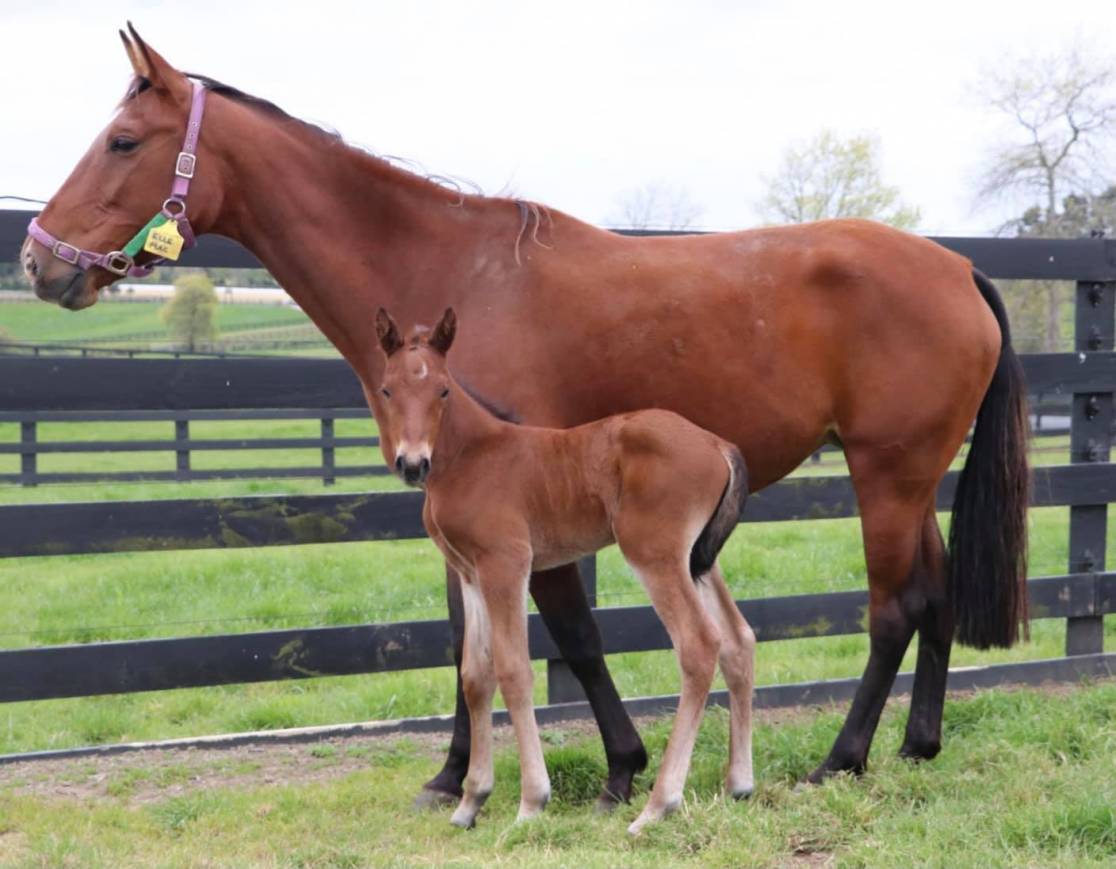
375,307,457,486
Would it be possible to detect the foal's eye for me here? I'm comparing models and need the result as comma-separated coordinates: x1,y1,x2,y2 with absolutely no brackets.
380,388,391,399
109,137,139,154
440,388,450,399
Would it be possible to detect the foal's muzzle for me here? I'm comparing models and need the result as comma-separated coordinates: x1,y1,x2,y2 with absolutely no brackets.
395,455,431,486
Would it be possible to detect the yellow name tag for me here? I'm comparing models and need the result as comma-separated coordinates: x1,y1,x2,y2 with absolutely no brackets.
143,221,185,260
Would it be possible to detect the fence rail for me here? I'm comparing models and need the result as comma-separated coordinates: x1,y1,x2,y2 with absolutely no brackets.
2,212,1115,753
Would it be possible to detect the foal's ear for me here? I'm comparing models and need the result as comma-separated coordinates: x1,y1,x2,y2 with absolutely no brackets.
429,308,457,356
124,23,186,96
375,308,404,356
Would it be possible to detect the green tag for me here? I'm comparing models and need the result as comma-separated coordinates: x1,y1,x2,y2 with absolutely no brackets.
123,213,170,257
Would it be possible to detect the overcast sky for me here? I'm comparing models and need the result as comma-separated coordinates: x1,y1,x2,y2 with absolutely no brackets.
2,0,1112,236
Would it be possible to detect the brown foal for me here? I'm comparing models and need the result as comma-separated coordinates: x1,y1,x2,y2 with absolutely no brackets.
374,308,754,833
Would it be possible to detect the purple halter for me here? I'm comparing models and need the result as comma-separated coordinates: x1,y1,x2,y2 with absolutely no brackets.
27,80,208,278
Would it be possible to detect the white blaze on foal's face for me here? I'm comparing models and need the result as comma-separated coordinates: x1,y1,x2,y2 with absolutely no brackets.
380,346,451,482
374,307,457,486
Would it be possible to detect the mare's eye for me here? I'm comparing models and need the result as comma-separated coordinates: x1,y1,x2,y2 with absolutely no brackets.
440,388,450,399
109,137,139,154
381,388,391,399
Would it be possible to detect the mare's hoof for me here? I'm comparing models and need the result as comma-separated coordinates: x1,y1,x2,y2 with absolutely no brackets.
413,787,459,811
594,788,627,814
730,786,754,801
898,740,941,763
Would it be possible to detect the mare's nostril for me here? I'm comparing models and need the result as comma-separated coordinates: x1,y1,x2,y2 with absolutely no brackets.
394,455,405,474
420,457,430,475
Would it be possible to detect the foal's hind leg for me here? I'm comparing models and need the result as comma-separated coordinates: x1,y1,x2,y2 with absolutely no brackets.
697,563,756,799
899,508,952,762
624,559,721,836
807,455,936,782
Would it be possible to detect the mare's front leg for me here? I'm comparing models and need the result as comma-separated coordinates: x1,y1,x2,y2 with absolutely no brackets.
530,562,648,809
417,564,471,808
480,555,551,821
450,574,497,829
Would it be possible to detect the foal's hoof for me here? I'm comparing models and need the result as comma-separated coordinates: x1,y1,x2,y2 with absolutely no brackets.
413,787,459,811
730,785,754,801
449,809,477,830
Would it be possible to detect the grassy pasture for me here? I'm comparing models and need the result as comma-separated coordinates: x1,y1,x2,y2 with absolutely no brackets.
0,682,1113,867
0,300,309,345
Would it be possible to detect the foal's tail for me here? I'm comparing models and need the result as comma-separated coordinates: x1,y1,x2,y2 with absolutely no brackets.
948,269,1030,649
690,445,749,579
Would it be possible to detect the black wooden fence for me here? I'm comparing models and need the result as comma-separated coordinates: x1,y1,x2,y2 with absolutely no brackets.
1,209,1115,754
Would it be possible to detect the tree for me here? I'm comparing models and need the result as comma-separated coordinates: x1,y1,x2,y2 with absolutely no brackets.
757,130,920,229
977,46,1116,352
606,182,703,231
161,272,219,352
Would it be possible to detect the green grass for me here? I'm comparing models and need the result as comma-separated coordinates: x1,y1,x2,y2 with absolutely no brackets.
1,682,1114,867
0,300,308,344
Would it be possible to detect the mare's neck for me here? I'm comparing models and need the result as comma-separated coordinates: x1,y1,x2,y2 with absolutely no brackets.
202,96,517,375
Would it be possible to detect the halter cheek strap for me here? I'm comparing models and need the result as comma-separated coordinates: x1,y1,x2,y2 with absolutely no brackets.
27,80,208,278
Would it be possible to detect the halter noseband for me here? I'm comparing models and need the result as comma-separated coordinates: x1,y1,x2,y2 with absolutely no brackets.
27,80,208,278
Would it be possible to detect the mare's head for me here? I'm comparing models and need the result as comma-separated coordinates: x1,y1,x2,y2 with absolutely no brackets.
375,307,457,486
22,25,221,309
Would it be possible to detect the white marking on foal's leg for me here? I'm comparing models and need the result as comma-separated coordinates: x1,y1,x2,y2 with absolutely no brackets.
699,565,756,799
451,580,496,829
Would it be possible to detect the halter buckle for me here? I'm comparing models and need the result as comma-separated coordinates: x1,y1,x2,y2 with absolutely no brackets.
104,251,135,277
53,241,80,265
175,152,196,179
162,197,187,219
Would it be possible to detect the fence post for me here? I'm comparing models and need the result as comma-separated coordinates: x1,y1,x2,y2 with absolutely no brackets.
546,555,598,704
1065,279,1113,656
321,414,336,486
174,417,191,482
19,419,37,487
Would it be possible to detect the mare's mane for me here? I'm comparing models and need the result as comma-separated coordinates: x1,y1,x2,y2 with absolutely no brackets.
122,73,551,258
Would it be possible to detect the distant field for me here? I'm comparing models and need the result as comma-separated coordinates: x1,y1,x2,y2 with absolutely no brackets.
0,299,316,348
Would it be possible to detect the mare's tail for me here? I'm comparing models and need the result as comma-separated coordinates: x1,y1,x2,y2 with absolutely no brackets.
948,269,1030,648
690,445,748,579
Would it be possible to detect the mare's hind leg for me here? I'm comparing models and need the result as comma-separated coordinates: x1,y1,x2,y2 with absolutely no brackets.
807,453,938,782
530,562,648,809
899,508,951,761
697,563,756,799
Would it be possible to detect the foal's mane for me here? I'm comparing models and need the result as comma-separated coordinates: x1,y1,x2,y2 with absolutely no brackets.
122,72,552,258
458,380,521,424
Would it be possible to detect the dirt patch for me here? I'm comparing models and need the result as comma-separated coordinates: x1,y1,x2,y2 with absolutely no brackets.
0,706,817,804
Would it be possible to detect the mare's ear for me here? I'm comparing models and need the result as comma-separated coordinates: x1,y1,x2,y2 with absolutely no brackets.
376,308,404,356
124,23,188,97
429,308,457,356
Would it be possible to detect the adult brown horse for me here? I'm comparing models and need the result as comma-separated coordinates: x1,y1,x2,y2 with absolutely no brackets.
22,26,1029,806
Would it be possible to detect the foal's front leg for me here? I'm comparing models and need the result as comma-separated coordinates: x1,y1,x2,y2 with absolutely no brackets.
480,555,551,821
450,576,496,829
